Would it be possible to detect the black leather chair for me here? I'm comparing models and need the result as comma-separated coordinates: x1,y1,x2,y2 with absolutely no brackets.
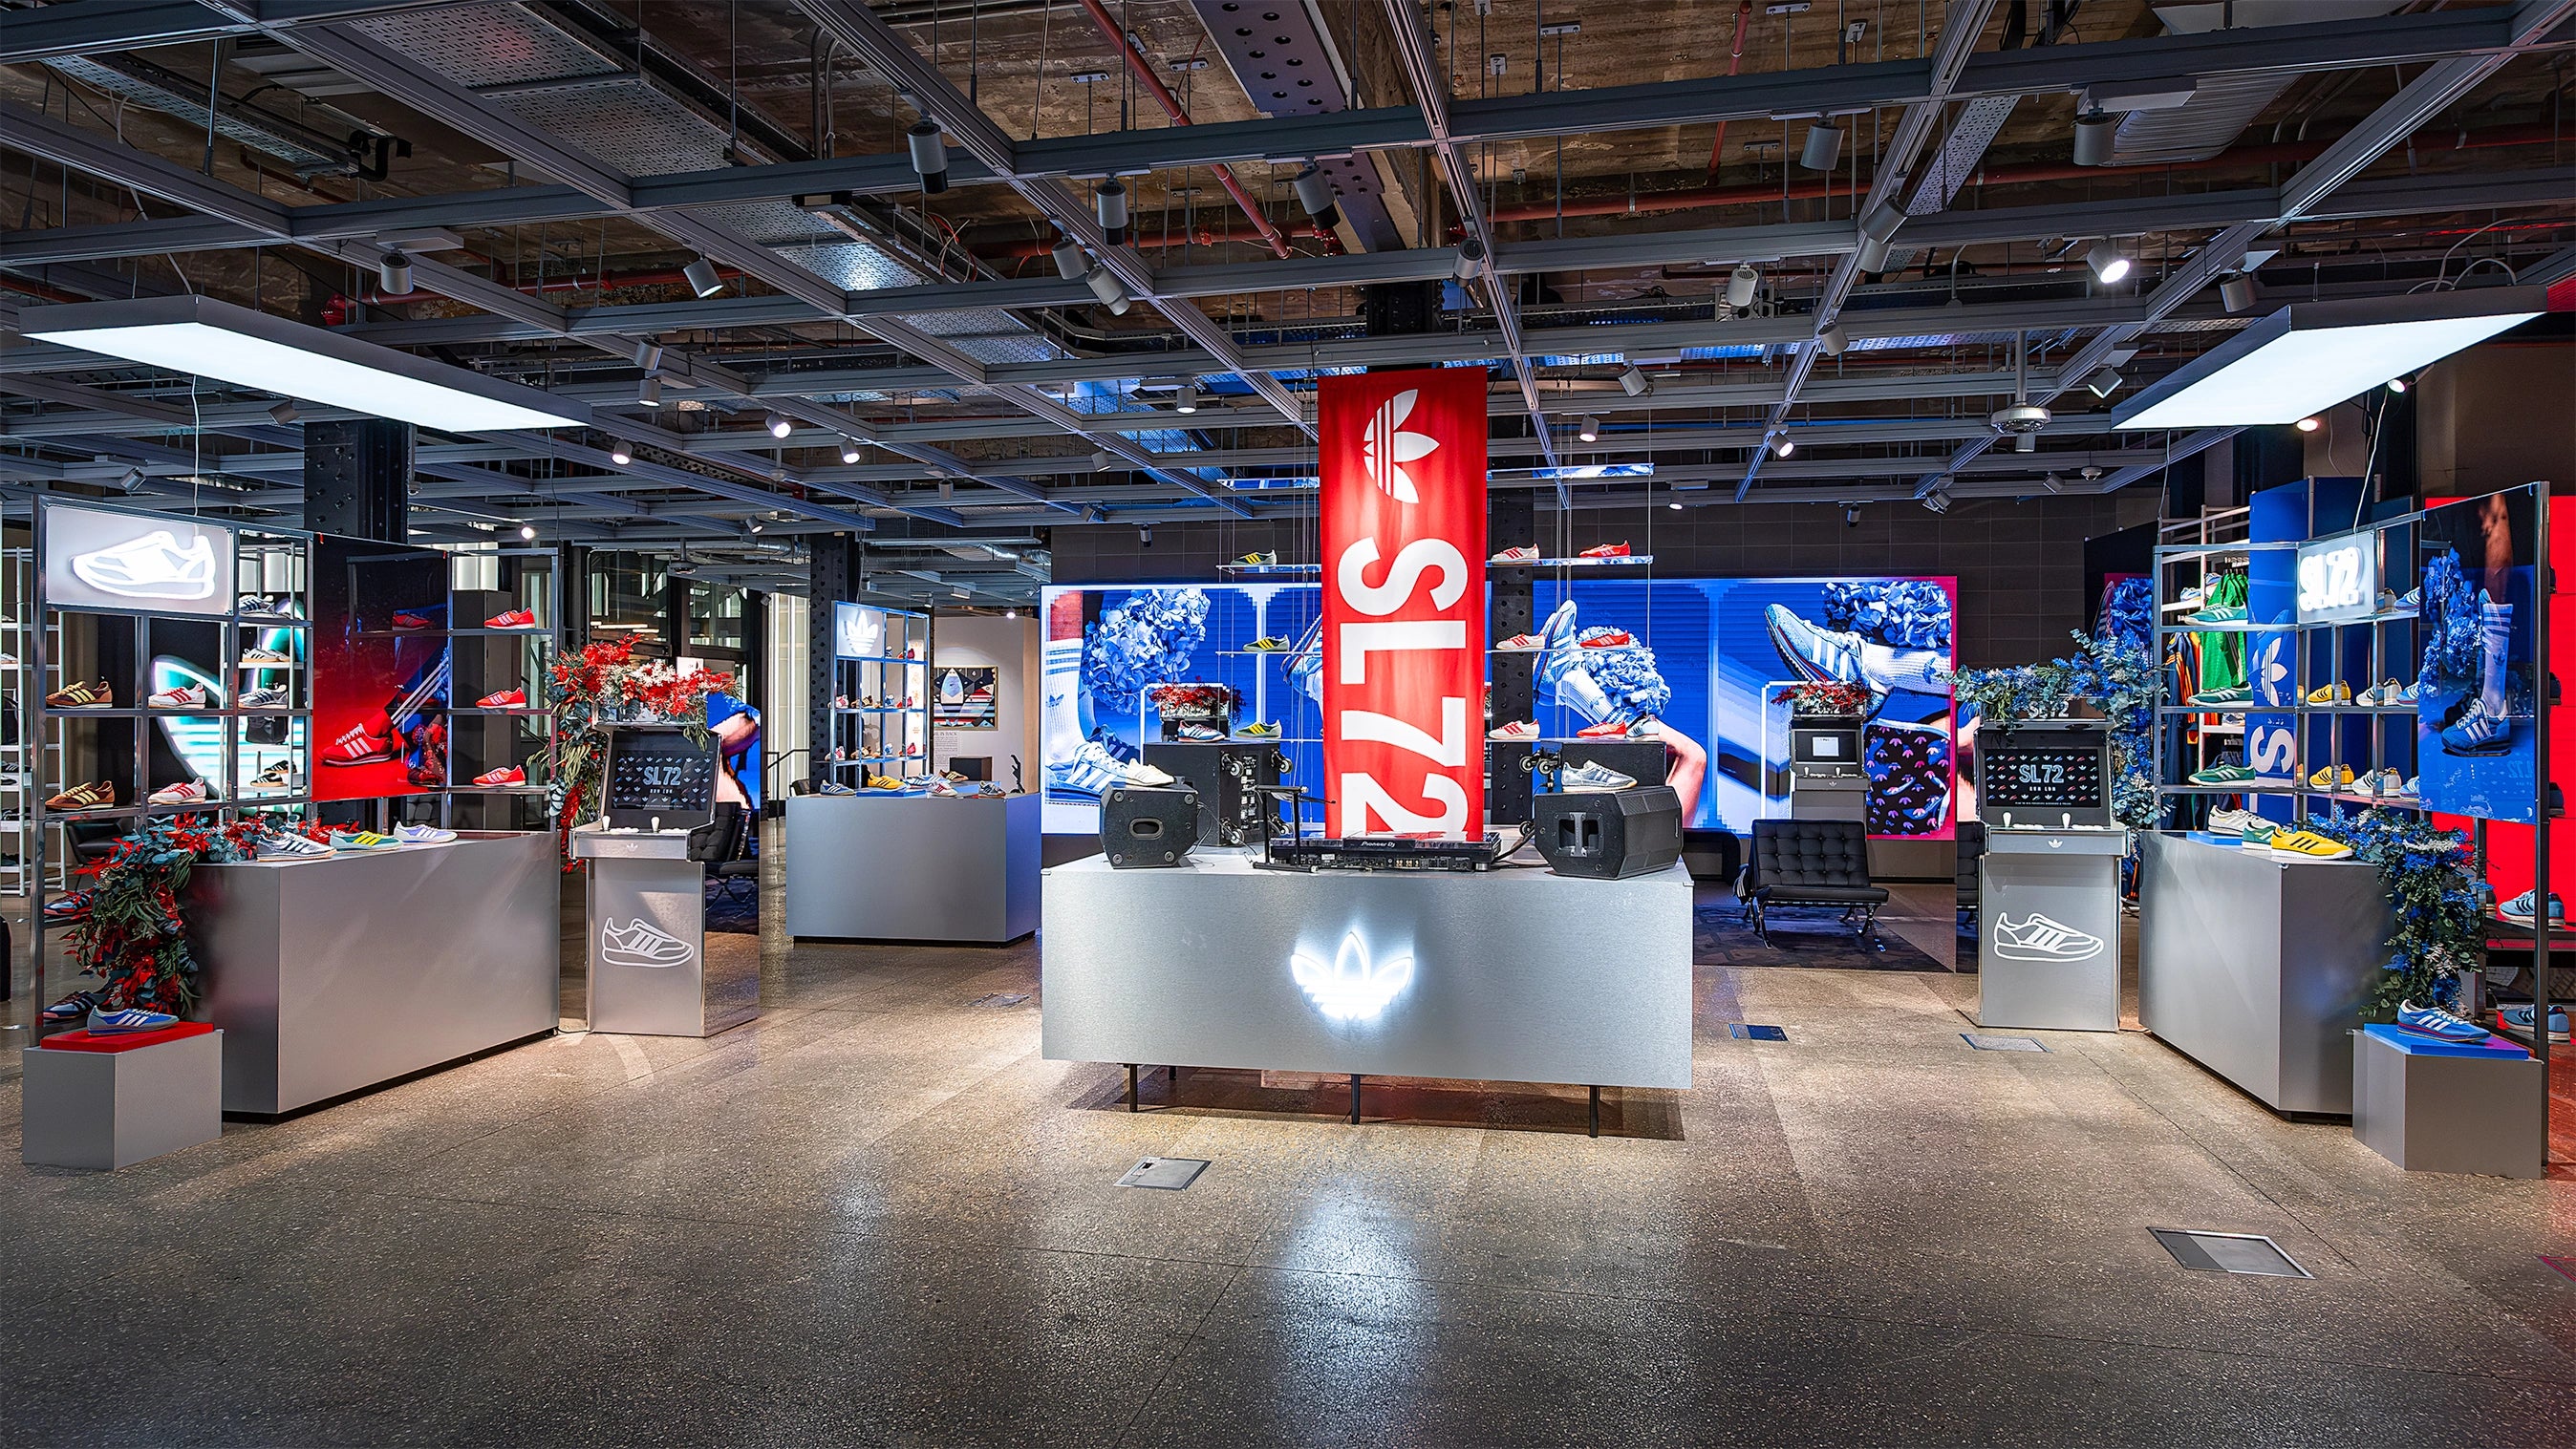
1955,820,1986,935
688,802,759,906
1745,818,1889,948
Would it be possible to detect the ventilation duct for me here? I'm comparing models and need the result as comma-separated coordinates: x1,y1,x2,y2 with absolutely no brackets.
2108,1,2404,166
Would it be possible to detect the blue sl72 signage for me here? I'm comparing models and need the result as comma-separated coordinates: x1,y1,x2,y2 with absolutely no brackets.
2295,528,2380,625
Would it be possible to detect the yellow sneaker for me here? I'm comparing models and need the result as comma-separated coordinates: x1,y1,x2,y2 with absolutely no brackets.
1245,637,1291,652
2308,764,2355,790
2304,681,2353,705
1234,721,1280,738
2268,829,2354,861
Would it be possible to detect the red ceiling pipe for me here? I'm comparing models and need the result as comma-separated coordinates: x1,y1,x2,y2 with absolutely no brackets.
1072,0,1296,261
1704,1,1755,181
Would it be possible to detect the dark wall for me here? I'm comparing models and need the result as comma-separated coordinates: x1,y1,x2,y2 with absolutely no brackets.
1046,491,2161,670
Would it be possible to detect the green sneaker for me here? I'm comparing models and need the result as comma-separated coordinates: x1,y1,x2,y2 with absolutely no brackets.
2240,820,2282,846
2188,604,2248,625
2189,763,2257,785
2186,686,2251,707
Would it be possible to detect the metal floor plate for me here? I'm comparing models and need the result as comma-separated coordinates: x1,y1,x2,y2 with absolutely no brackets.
970,993,1031,1009
1728,1024,1789,1041
2152,1228,2311,1277
1116,1158,1210,1191
1962,1033,2049,1053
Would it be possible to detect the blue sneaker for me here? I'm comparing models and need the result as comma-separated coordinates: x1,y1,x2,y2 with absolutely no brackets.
2440,701,2513,756
86,1006,178,1034
2501,1004,2570,1041
2501,889,2564,925
2395,999,2486,1043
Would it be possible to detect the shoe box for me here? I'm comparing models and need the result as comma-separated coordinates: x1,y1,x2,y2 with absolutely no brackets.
1139,741,1285,846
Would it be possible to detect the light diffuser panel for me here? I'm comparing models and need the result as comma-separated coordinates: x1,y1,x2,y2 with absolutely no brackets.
22,295,590,434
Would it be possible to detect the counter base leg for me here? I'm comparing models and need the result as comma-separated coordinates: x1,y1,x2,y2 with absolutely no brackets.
1589,1085,1600,1138
1349,1074,1362,1125
1127,1063,1138,1112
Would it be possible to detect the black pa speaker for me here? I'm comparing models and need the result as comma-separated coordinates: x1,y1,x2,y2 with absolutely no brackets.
1531,785,1685,880
1102,784,1201,868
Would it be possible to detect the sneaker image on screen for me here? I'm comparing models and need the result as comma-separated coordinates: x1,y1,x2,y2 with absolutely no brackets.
71,530,216,601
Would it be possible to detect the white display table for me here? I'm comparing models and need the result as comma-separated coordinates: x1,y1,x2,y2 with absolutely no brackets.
784,792,1040,943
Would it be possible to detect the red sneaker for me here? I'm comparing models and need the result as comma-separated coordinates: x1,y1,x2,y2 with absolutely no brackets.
389,611,432,631
1578,543,1631,559
321,724,396,766
1580,629,1635,649
475,688,526,709
484,608,538,629
472,765,526,787
1577,717,1647,737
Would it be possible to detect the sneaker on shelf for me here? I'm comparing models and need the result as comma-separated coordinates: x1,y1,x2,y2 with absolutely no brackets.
2501,1003,2572,1042
895,697,916,709
2207,806,2260,835
1494,632,1545,653
147,684,213,710
2399,586,2421,608
388,610,434,631
2500,889,2565,925
818,780,858,796
2268,830,2354,862
45,679,113,710
393,824,458,844
2352,679,2397,706
237,685,290,709
2187,762,2258,786
1579,629,1635,649
475,688,527,709
87,1006,178,1034
1576,717,1649,737
472,766,526,787
39,990,101,1022
239,647,295,666
2359,768,2406,797
247,760,303,791
42,891,94,923
45,780,113,811
2184,685,2252,707
0,653,16,669
1245,636,1293,652
904,743,923,756
1578,543,1631,559
1234,550,1277,566
236,595,299,619
2239,820,2284,848
148,779,213,806
322,724,395,766
1176,723,1225,743
2186,603,2250,625
1560,761,1638,792
2373,589,2398,613
2304,681,2352,706
1123,756,1175,786
830,694,851,711
2394,682,2418,706
1490,546,1540,565
922,778,960,798
255,830,333,862
860,695,879,709
2172,586,2205,609
2394,999,2486,1043
484,608,540,629
864,775,906,791
1234,722,1280,739
326,829,397,851
2308,764,2356,790
2401,774,2420,798
1488,720,1540,742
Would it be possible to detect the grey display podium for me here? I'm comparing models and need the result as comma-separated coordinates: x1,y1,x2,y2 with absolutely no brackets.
1043,853,1692,1095
2137,831,2393,1115
1975,828,2128,1032
22,1027,223,1169
571,822,758,1038
188,831,556,1113
2352,1025,2544,1177
784,792,1040,943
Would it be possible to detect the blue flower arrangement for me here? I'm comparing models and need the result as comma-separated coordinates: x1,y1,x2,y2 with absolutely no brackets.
1083,587,1211,709
1578,629,1675,721
2417,547,2481,694
1822,581,1954,651
2294,809,2483,1017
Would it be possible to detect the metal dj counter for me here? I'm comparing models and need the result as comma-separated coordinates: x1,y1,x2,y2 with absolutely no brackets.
1041,851,1693,1093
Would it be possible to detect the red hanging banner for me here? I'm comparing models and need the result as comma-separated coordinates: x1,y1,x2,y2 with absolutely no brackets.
1319,368,1488,838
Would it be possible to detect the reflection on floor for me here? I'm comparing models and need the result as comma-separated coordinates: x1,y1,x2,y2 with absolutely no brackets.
1,839,2574,1443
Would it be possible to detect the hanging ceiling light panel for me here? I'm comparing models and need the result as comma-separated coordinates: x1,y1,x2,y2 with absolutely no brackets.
21,295,590,433
2114,288,2543,431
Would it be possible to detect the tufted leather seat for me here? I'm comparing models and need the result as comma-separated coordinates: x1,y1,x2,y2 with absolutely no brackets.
1745,819,1889,946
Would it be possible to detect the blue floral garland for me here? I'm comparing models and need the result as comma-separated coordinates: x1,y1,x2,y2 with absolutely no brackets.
2295,809,2483,1017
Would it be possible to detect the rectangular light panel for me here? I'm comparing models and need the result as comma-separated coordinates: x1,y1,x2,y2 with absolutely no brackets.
2114,287,2543,432
22,295,589,435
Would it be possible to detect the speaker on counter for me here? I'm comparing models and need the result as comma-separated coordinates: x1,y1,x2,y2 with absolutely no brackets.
1531,784,1685,880
1141,741,1287,846
1102,784,1201,868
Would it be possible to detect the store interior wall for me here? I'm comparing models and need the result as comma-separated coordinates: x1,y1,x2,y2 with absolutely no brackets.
932,614,1040,788
2416,338,2576,498
764,594,809,805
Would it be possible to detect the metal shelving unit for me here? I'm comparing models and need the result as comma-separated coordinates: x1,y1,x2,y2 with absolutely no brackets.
827,605,930,776
436,544,562,827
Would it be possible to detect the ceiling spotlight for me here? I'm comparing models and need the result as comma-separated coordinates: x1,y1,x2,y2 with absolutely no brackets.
1618,365,1650,397
1771,435,1794,458
1668,501,1684,511
2072,109,2117,167
1138,525,1153,546
1454,237,1487,282
2295,416,2322,433
609,438,633,465
1090,450,1117,471
1084,266,1131,315
2042,473,2064,493
1095,181,1129,245
1051,238,1089,281
1726,263,1759,310
1855,201,1907,273
1798,118,1844,172
763,411,792,439
1005,608,1018,619
268,399,300,425
2220,273,2257,313
2086,239,2132,285
749,519,763,534
907,119,949,193
1175,382,1200,415
2082,366,2124,398
1292,164,1341,229
637,375,663,408
1577,415,1600,443
682,256,723,297
1844,502,1860,526
633,341,664,372
2015,432,2037,453
1922,486,1952,515
115,465,145,493
377,250,412,294
1815,322,1848,357
840,438,864,464
2388,375,2409,394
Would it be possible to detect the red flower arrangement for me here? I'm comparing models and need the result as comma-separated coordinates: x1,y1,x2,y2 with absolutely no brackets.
546,634,736,868
1770,680,1873,716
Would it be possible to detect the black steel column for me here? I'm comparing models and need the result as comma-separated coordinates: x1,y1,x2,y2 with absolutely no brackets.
303,419,412,541
807,535,857,789
1489,493,1536,824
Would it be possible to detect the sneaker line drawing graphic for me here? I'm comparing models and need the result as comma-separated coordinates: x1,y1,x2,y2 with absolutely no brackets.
601,918,694,969
1991,913,2107,962
72,530,217,601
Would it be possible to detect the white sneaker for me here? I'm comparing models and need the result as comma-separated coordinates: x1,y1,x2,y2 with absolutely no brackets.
147,685,212,709
255,830,333,861
1559,761,1636,792
148,779,212,805
1489,720,1540,741
72,530,217,600
1494,632,1545,652
1490,546,1540,565
394,824,457,844
2207,806,2259,835
1123,756,1175,787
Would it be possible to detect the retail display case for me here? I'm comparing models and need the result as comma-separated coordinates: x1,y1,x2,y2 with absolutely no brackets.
826,602,930,780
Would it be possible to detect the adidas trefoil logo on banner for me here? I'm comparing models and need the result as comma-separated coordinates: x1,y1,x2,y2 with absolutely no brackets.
1362,388,1437,504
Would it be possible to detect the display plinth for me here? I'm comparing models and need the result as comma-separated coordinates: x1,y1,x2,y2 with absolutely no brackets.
22,1027,224,1169
2353,1025,2544,1177
784,792,1040,943
2138,830,2394,1115
1041,853,1692,1090
188,832,555,1114
1976,829,2128,1032
572,822,756,1037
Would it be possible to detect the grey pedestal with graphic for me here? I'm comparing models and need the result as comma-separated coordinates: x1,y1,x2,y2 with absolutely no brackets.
2138,831,2393,1115
1976,829,2128,1032
572,823,757,1038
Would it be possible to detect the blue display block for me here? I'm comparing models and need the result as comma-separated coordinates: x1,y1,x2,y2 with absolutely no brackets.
2359,1021,2528,1060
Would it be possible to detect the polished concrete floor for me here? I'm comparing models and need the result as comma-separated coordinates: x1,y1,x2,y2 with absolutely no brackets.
4,848,2576,1446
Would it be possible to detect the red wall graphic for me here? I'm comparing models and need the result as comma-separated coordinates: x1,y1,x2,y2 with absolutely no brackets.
1319,369,1488,837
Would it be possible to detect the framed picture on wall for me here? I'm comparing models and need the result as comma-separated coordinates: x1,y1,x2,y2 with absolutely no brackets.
933,665,998,728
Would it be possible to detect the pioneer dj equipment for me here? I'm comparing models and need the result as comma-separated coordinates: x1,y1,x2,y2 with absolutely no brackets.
1141,741,1286,846
1260,832,1507,873
1531,785,1685,879
1102,784,1201,868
